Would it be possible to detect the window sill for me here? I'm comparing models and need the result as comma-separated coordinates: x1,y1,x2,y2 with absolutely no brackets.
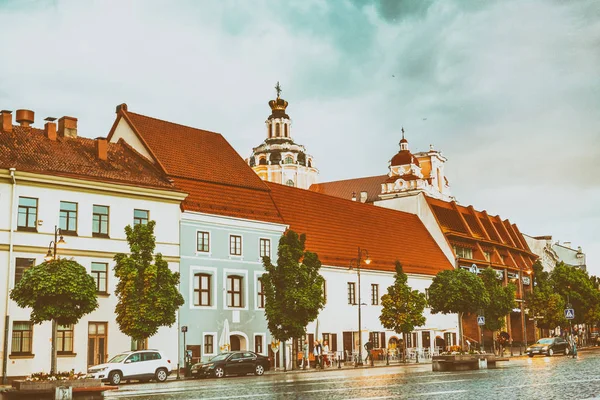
9,354,34,359
61,231,78,237
16,227,37,233
58,353,77,358
97,292,111,298
92,233,110,239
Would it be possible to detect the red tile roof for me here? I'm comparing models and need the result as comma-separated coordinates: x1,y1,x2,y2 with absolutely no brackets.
309,175,387,204
0,125,175,189
268,182,453,275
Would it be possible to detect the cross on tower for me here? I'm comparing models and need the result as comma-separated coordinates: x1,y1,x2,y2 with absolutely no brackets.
275,81,282,98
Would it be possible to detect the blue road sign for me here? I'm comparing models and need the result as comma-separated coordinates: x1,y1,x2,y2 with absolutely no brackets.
477,316,485,325
565,308,575,320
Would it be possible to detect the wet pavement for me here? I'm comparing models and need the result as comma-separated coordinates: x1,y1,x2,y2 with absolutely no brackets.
104,351,600,400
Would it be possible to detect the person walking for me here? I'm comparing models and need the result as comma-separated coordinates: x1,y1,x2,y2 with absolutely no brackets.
322,341,330,367
364,340,374,365
313,340,322,369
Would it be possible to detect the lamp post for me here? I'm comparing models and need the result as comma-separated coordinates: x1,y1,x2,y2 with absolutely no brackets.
518,265,532,356
44,225,65,375
349,247,370,367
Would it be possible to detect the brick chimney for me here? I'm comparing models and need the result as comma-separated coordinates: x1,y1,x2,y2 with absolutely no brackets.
0,110,12,133
58,116,78,138
15,109,34,127
44,117,57,141
96,138,108,161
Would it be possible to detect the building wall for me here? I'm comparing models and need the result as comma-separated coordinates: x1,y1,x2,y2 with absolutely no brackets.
0,171,182,378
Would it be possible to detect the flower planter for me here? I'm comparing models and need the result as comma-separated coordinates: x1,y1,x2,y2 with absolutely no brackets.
5,379,105,399
432,354,509,372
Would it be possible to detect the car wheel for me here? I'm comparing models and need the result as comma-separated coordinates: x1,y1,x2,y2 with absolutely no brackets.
255,364,265,376
214,367,225,378
109,371,122,385
548,348,553,357
564,347,569,355
155,368,168,383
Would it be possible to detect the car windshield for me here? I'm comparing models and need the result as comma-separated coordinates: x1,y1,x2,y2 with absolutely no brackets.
209,353,230,362
536,339,553,344
107,353,129,363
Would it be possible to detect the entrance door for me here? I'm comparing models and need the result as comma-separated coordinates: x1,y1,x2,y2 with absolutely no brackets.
422,331,431,348
231,335,241,351
343,332,352,361
88,322,107,366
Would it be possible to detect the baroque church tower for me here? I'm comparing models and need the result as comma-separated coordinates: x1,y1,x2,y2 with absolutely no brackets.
248,82,318,189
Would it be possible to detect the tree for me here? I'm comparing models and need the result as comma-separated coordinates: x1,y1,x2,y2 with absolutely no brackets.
114,221,184,341
10,258,98,374
479,267,516,351
261,230,325,370
428,268,490,349
379,262,427,361
526,261,566,331
550,262,596,325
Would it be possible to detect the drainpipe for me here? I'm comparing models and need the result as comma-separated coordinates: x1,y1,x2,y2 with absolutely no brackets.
2,168,16,384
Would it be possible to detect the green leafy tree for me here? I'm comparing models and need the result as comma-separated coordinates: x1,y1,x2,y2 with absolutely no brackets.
10,258,98,374
114,221,184,341
550,262,596,325
428,268,490,348
526,261,567,330
480,267,516,350
379,262,427,361
262,230,325,370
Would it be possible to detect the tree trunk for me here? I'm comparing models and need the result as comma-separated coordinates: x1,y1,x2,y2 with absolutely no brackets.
291,338,297,371
402,331,407,363
50,319,57,375
282,340,287,372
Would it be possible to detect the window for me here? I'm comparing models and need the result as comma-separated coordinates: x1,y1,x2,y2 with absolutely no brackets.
284,124,288,137
484,251,492,261
284,156,294,164
204,335,214,354
142,351,161,361
194,273,211,306
275,123,280,136
227,275,243,308
57,324,74,354
92,205,109,237
133,209,149,226
14,258,35,285
17,197,37,231
347,282,356,305
371,284,379,305
197,231,210,253
257,278,265,309
91,262,108,293
230,235,242,256
11,321,32,354
59,201,78,234
453,246,473,259
285,179,295,187
369,332,380,348
259,238,270,258
255,335,263,354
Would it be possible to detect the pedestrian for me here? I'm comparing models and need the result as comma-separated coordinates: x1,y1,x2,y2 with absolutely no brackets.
302,341,309,369
313,340,322,369
322,340,330,367
364,340,373,364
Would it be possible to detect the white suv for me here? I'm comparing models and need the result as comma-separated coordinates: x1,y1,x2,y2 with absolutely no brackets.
87,349,172,385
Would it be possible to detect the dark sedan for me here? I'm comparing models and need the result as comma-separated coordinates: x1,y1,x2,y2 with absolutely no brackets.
526,337,570,357
191,351,270,378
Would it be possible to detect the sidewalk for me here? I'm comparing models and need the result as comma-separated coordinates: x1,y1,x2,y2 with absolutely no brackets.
265,357,431,376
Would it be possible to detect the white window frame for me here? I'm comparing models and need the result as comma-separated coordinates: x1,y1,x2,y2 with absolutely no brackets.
253,333,267,356
189,266,217,310
202,332,218,357
223,268,248,311
196,229,212,255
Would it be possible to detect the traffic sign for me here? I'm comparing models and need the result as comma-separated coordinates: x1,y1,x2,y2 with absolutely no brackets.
477,316,485,325
564,309,575,320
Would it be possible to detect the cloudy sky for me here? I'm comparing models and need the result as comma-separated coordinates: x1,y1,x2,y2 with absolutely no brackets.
1,0,599,273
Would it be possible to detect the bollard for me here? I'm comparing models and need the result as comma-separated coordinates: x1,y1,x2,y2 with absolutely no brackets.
416,352,419,363
338,354,341,369
386,351,389,366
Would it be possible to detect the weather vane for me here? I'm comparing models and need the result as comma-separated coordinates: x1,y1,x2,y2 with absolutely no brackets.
275,81,282,98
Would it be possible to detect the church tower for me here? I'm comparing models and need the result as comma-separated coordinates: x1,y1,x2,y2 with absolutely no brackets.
248,82,318,189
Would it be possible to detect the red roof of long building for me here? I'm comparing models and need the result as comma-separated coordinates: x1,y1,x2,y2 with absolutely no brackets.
309,175,387,203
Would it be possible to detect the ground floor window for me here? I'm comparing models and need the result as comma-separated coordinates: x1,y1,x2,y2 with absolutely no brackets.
11,321,32,355
255,335,263,354
57,324,74,354
204,334,214,354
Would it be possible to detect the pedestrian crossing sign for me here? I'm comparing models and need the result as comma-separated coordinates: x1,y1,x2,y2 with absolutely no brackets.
565,308,575,320
477,316,485,325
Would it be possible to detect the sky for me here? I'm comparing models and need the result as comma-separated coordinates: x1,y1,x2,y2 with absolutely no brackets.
1,0,599,274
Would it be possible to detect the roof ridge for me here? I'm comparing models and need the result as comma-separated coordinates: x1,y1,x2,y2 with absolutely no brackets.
127,111,222,136
315,174,388,185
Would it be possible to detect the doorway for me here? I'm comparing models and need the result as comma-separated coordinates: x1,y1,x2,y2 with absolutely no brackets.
88,322,107,366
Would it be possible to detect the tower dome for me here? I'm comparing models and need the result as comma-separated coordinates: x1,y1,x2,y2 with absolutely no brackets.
391,128,420,166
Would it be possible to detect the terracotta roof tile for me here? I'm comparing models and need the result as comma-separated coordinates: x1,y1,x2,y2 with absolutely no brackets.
268,182,453,275
0,125,174,189
309,175,387,203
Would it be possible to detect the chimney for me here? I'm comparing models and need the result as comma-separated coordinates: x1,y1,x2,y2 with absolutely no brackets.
115,103,128,113
58,116,78,138
563,241,571,248
15,109,34,127
351,192,357,201
44,117,57,141
0,110,12,133
360,191,368,203
96,137,108,161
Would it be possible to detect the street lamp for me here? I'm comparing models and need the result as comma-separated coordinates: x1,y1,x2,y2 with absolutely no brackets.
349,247,370,367
45,225,65,375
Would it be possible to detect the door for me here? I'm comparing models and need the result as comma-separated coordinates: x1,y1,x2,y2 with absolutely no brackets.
123,352,142,378
226,353,244,375
240,352,255,373
88,322,107,366
343,332,353,361
422,331,431,348
231,336,241,351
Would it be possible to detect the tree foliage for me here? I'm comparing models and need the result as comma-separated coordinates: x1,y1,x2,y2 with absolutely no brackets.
549,262,596,325
114,221,184,341
526,261,567,329
10,258,98,325
379,262,427,359
262,230,325,368
480,267,516,332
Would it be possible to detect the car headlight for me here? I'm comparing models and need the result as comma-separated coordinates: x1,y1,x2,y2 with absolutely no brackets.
542,346,548,350
206,363,215,369
526,347,531,352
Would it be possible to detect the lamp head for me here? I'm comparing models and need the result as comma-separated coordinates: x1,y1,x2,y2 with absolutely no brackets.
57,235,66,246
44,250,53,262
365,257,371,265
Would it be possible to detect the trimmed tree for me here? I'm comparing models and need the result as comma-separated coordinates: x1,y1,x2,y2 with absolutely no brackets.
428,268,490,349
479,267,516,352
379,261,427,362
10,258,98,374
114,221,184,342
261,230,325,370
526,261,567,331
550,262,596,325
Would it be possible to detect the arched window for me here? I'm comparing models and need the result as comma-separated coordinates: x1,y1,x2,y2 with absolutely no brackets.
285,179,295,187
284,124,288,137
275,123,280,137
307,159,312,168
259,157,267,165
268,124,273,138
284,156,294,164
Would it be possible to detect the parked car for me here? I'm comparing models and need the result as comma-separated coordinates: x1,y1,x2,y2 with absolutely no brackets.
526,337,570,357
191,351,270,378
87,349,172,385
